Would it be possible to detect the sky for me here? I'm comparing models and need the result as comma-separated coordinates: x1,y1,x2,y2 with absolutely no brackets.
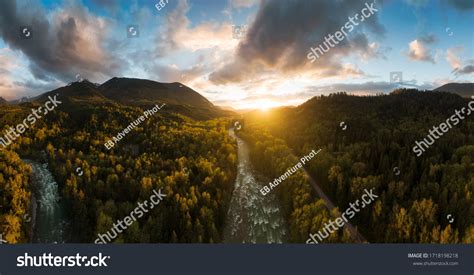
0,0,473,110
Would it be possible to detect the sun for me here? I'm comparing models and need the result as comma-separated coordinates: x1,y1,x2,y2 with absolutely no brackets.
257,101,276,112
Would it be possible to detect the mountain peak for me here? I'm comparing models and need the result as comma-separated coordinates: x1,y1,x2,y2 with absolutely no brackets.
67,78,98,88
34,78,106,104
98,77,214,109
434,83,474,98
30,77,230,120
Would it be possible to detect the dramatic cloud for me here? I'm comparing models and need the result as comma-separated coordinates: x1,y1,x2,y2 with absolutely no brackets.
173,23,237,52
210,0,385,85
446,47,463,69
0,47,62,100
149,61,208,83
407,39,435,63
155,0,237,55
212,79,437,108
0,48,22,99
154,0,190,55
455,65,474,75
446,46,474,76
0,0,471,107
148,0,241,85
0,1,123,83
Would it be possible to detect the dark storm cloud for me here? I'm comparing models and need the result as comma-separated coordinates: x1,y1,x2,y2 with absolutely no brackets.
0,0,123,83
210,0,385,84
454,65,474,75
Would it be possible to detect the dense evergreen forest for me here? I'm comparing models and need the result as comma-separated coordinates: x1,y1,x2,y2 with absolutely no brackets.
1,87,472,244
0,98,237,243
238,128,354,243
241,90,474,243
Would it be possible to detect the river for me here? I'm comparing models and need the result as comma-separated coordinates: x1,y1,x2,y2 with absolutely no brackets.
24,160,68,243
24,130,285,244
223,129,286,243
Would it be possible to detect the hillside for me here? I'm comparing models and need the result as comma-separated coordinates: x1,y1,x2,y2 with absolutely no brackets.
31,77,231,120
35,80,108,104
240,89,474,243
0,97,6,104
99,77,214,108
434,83,474,98
0,92,238,243
98,77,229,119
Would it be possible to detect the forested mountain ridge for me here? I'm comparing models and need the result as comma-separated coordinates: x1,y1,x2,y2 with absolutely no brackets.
33,77,231,120
35,81,110,105
99,77,214,108
1,85,473,244
0,87,238,243
241,89,474,243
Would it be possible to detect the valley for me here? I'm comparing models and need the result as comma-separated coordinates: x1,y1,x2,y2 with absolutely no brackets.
0,80,473,244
